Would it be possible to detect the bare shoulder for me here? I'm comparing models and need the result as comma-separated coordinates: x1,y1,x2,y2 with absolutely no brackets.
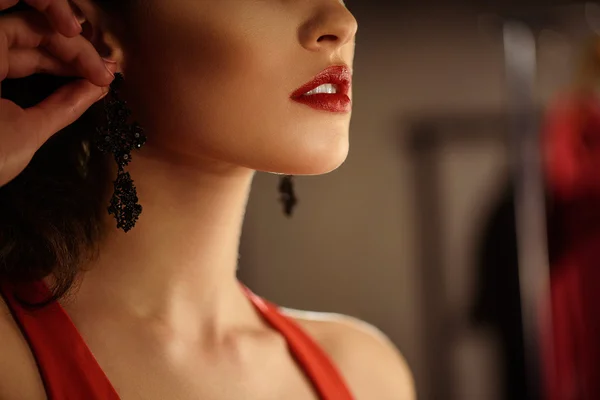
0,295,46,400
282,308,416,400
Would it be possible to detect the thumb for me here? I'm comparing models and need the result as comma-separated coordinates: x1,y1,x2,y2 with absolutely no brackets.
23,78,109,148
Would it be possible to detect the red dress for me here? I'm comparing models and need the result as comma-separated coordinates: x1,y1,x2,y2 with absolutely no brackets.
542,93,600,400
0,281,354,400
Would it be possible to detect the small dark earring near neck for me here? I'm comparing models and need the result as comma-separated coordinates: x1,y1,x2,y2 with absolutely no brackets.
278,175,298,217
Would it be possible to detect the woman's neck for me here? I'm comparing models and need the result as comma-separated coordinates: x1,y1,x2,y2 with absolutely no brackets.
70,150,258,336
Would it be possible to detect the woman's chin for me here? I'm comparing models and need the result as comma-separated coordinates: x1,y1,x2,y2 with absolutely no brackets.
301,153,348,176
260,142,349,176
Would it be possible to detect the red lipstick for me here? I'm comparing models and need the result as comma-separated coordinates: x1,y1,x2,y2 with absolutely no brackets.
290,65,352,113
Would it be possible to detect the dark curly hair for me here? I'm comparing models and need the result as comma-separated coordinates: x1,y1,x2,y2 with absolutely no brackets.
0,1,134,301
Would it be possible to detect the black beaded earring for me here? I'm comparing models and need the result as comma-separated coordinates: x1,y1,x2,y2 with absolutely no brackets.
94,73,147,232
279,175,297,217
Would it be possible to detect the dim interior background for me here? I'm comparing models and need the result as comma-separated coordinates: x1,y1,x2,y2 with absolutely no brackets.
239,1,594,399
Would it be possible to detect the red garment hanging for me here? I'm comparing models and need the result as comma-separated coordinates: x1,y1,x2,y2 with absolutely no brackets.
542,94,600,400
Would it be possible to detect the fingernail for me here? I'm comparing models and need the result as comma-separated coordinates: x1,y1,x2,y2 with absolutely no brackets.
102,58,117,64
104,62,115,79
72,14,83,33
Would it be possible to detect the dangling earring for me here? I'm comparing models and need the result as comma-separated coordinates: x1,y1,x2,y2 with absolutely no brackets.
279,175,298,217
94,73,147,232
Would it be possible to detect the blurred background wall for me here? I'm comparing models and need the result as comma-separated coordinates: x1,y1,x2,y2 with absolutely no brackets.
239,1,595,399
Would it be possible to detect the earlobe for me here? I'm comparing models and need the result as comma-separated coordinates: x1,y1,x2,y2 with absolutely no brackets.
69,0,125,67
69,0,88,26
68,0,100,44
97,33,125,70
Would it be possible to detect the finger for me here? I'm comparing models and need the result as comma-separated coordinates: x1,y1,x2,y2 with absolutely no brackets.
7,48,78,78
45,31,114,86
0,12,113,85
23,78,109,147
0,0,19,11
0,11,50,52
25,0,81,37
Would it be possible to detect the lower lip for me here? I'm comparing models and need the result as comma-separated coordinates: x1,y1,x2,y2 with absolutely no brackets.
291,94,352,113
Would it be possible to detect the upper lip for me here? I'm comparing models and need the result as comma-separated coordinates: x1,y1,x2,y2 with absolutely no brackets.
290,65,352,98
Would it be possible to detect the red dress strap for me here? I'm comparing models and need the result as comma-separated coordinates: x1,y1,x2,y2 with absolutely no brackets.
0,281,353,400
242,287,354,400
0,280,119,400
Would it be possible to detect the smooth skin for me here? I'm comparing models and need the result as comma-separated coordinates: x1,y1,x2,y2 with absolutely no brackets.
0,1,416,399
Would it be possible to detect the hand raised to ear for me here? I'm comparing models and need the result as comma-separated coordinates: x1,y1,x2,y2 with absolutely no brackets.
0,0,116,187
